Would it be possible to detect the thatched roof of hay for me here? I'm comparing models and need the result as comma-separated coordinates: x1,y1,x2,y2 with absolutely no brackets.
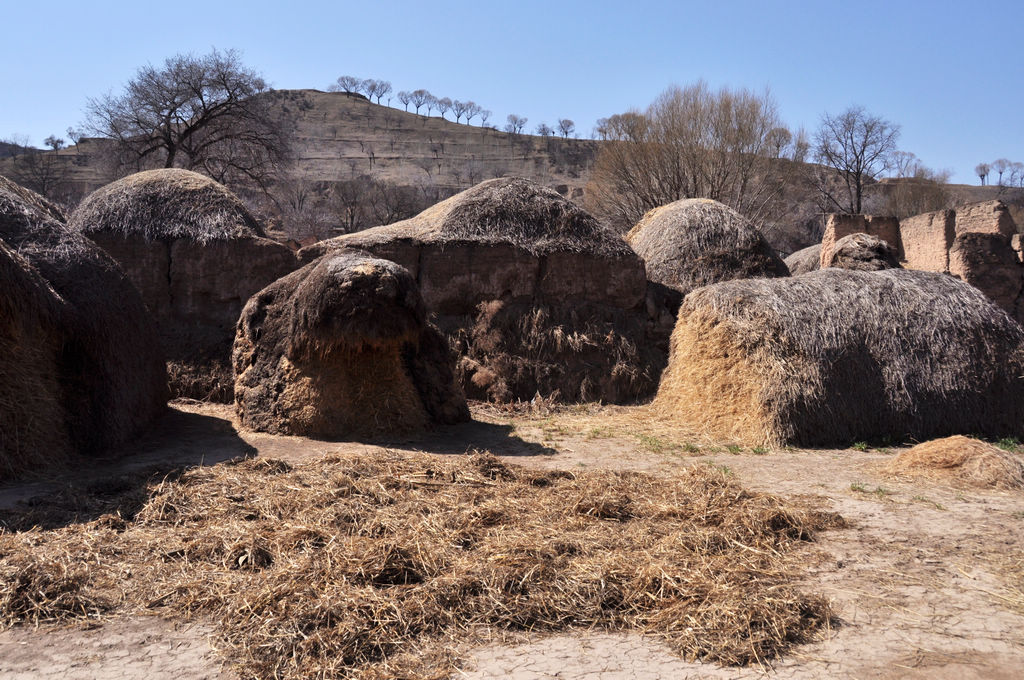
655,268,1024,447
826,233,901,271
784,244,821,276
69,168,264,243
625,198,789,296
314,177,633,258
0,174,167,468
233,251,468,436
884,436,1024,489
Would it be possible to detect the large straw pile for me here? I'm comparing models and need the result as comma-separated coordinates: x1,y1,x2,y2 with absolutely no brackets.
68,169,296,401
884,436,1024,489
654,268,1024,447
0,175,167,479
784,244,821,276
69,168,264,243
234,252,468,437
299,178,665,404
625,199,789,296
0,450,840,678
824,233,901,271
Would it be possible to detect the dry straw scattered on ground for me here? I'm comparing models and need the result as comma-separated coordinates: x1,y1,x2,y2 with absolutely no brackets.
0,450,842,679
884,435,1024,489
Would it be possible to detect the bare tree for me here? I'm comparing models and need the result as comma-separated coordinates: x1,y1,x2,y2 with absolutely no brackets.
85,48,291,188
557,118,575,138
588,82,783,230
436,97,452,119
479,109,492,127
535,123,554,136
425,95,438,116
465,102,482,124
765,127,792,158
65,127,83,148
812,105,900,214
410,89,431,114
43,135,65,151
976,162,990,186
451,99,469,123
505,114,527,134
333,75,363,93
790,126,810,163
992,158,1011,186
397,90,412,111
1009,162,1024,188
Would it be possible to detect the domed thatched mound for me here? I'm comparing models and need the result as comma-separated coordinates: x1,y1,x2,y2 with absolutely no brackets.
0,175,167,479
69,170,297,401
654,268,1024,447
70,168,263,243
299,178,665,404
625,199,789,296
884,436,1024,489
784,244,821,276
233,252,469,437
825,233,901,271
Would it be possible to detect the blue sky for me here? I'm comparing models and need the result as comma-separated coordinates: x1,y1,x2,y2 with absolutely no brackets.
2,0,1020,184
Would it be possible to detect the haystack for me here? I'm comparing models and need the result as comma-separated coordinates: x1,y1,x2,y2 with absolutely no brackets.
69,169,297,401
233,252,469,437
625,198,789,297
824,233,901,271
654,268,1024,447
0,175,166,479
784,244,821,276
300,177,666,403
884,436,1024,489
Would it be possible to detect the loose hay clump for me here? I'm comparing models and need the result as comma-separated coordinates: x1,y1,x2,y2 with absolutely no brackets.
655,268,1024,447
0,450,841,677
884,436,1024,489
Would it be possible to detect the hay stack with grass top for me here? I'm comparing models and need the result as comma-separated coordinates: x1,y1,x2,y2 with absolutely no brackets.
824,233,901,271
884,436,1024,489
300,177,666,403
655,268,1024,447
233,251,468,437
625,198,789,297
69,169,297,401
0,175,167,480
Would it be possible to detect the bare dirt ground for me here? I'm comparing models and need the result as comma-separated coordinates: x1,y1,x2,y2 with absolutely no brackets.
2,401,1022,679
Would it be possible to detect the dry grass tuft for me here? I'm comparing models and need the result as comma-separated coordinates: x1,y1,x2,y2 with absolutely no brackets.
0,450,840,677
884,436,1024,489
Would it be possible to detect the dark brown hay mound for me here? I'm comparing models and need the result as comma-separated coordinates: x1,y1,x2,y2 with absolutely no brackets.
0,450,840,677
784,244,821,276
68,168,263,243
625,198,789,296
884,436,1024,489
69,170,297,402
0,175,167,479
233,252,468,437
299,178,665,405
825,233,901,271
655,268,1024,447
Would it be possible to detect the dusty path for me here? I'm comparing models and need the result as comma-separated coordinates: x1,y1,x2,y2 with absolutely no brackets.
2,401,1022,679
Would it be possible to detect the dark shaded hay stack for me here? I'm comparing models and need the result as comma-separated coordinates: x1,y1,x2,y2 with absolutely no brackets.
884,436,1024,489
69,169,297,401
625,198,789,297
825,233,901,271
234,252,468,437
0,175,166,479
300,177,665,403
655,269,1024,447
784,244,821,276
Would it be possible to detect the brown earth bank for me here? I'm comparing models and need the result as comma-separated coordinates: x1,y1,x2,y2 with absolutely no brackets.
1,401,1022,679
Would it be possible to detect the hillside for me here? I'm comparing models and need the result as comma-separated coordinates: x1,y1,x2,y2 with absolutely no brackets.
2,89,1021,253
